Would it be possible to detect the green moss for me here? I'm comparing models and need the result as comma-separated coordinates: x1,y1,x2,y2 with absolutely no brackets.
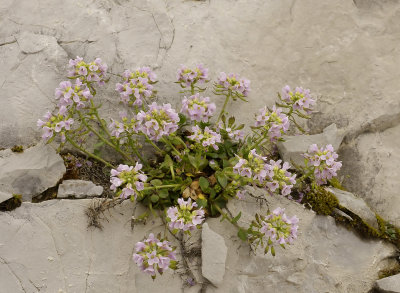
303,186,339,215
11,145,24,153
378,263,400,279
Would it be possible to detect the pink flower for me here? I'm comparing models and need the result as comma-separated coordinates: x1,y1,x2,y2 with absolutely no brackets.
110,163,147,199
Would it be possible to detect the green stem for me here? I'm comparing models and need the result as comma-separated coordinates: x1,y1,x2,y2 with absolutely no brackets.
191,84,195,95
65,135,114,168
249,132,267,150
213,205,241,230
161,137,181,156
128,137,148,167
90,100,115,141
143,184,181,191
144,135,164,154
217,93,230,123
78,112,135,164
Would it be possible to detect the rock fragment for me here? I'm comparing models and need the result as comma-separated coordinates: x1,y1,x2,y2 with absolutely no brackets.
0,144,66,201
57,180,103,199
375,274,400,293
201,223,227,287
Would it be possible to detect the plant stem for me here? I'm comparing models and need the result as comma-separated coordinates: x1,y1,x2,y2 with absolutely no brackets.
213,205,241,230
161,137,181,156
65,135,114,168
217,93,230,123
128,137,148,167
78,112,135,164
143,184,181,191
144,135,164,154
191,84,195,95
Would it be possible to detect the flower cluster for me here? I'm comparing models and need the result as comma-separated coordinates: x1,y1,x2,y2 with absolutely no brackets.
67,56,107,85
136,103,179,141
108,111,139,143
133,233,177,279
110,163,148,199
181,94,216,122
55,79,93,109
177,64,209,87
303,144,342,185
187,126,222,150
255,106,289,141
37,107,74,142
215,72,250,98
116,67,157,107
233,150,296,196
216,122,245,142
264,159,296,196
281,85,315,114
166,198,205,234
257,208,298,253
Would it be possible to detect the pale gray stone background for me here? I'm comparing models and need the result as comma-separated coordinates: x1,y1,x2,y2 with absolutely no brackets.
1,0,400,292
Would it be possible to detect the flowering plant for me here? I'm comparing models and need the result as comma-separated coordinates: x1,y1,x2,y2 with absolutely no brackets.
38,57,342,279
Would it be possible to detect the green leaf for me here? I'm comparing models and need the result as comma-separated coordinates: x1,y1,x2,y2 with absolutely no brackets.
199,177,209,191
196,198,208,208
228,116,235,126
231,212,242,224
178,113,187,125
150,194,159,203
217,173,228,188
264,246,270,254
236,124,245,130
237,228,248,241
158,189,169,199
188,154,199,169
150,179,163,186
271,246,276,256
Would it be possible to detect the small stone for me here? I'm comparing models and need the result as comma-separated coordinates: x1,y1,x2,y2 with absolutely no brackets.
277,124,344,167
57,180,103,199
375,273,400,293
0,144,66,201
201,223,227,287
327,187,379,230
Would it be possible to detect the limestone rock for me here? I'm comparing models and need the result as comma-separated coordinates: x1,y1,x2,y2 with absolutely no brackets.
326,187,379,230
57,180,103,199
375,274,400,293
0,199,183,293
0,190,12,204
0,144,66,201
201,223,227,287
277,124,344,167
340,123,400,226
205,186,395,293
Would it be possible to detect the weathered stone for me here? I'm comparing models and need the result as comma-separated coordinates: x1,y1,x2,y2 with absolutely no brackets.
340,123,400,226
57,180,103,199
0,199,183,293
0,144,66,201
0,189,12,204
206,186,395,293
375,274,400,293
277,124,344,167
326,187,379,230
201,223,227,287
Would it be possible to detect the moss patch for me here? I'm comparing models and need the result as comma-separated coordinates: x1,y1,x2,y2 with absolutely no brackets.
0,194,22,211
303,186,339,216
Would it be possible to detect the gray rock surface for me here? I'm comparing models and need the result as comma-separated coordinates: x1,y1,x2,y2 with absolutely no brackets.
0,199,183,293
375,274,400,293
277,124,344,167
326,187,379,230
57,180,103,199
205,186,395,293
0,144,66,201
340,123,400,226
201,223,227,287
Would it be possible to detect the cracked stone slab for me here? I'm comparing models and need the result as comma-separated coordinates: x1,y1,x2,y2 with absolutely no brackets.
201,222,227,287
277,124,345,167
57,180,103,199
0,199,183,293
0,144,66,201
